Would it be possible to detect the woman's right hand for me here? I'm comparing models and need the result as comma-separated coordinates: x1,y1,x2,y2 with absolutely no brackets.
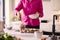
15,12,21,21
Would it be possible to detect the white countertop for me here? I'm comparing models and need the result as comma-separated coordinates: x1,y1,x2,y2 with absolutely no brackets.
4,29,49,40
4,29,41,40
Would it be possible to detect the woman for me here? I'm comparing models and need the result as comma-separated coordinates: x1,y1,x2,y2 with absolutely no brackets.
14,0,44,29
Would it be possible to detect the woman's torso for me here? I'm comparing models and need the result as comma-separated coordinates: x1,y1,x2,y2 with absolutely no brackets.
21,0,40,26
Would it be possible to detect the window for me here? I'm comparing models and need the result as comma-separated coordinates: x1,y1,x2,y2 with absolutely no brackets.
0,0,2,21
0,0,5,22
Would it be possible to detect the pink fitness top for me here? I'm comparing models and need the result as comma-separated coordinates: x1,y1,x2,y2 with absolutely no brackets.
14,0,44,26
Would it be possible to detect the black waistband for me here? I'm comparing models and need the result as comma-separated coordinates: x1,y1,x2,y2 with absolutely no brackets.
25,25,40,29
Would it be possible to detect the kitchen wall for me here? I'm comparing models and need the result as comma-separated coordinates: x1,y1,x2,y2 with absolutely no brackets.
40,0,60,31
41,0,60,21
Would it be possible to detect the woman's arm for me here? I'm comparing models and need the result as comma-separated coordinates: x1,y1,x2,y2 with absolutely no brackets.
14,0,23,15
14,0,23,20
38,0,44,18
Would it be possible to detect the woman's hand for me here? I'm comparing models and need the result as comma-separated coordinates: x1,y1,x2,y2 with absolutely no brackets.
15,12,21,21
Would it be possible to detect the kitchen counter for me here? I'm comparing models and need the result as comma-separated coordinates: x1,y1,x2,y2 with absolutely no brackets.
4,29,39,40
4,29,48,40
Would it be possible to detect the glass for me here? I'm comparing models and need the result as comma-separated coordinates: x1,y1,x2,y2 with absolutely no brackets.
34,31,43,38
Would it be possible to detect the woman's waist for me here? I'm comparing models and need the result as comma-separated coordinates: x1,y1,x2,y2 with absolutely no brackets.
22,19,40,26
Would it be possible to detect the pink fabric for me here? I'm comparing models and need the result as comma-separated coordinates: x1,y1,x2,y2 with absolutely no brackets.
14,0,44,26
